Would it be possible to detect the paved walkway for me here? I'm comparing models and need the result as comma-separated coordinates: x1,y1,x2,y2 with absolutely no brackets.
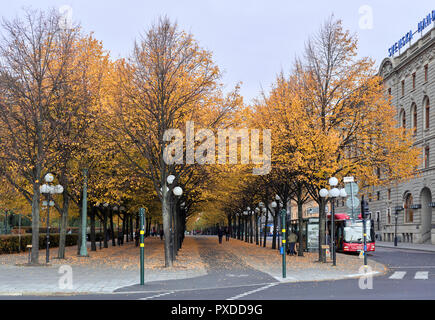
376,241,435,252
0,236,387,295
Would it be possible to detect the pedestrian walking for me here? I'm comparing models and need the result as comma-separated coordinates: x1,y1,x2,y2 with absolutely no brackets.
288,229,298,255
135,229,139,246
218,227,224,244
225,227,230,241
159,229,164,240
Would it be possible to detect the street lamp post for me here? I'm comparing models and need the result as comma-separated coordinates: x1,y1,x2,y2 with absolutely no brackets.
40,173,63,264
319,177,347,266
167,175,182,259
271,201,277,249
80,168,88,257
243,210,248,242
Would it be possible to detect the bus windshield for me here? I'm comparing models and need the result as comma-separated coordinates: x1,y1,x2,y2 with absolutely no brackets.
343,220,371,243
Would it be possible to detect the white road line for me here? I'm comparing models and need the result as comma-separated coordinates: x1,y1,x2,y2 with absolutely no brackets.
414,271,429,280
226,283,279,300
138,291,175,300
390,266,435,269
389,271,406,279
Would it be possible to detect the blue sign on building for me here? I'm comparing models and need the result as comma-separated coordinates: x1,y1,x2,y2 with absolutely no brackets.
388,10,435,57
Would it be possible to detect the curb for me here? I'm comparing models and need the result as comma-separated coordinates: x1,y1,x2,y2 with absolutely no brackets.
376,244,435,253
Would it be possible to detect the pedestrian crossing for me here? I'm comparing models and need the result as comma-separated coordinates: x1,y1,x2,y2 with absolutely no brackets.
389,271,429,280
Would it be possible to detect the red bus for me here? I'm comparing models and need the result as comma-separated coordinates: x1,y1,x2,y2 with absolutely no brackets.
327,213,375,253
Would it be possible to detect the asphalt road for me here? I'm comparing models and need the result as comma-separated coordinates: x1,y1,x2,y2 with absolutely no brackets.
3,245,435,300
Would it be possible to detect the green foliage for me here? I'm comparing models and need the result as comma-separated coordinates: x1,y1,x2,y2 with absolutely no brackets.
0,234,78,254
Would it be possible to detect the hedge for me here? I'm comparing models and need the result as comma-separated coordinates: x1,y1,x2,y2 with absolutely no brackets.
0,233,78,255
13,227,80,234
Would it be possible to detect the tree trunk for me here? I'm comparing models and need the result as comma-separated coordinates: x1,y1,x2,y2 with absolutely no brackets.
58,186,69,259
263,209,268,248
103,208,108,248
272,212,277,249
110,208,115,246
237,215,241,240
255,212,259,245
77,197,82,255
130,215,134,242
249,214,253,243
162,192,173,267
318,197,326,262
297,200,304,257
30,177,41,264
90,206,96,251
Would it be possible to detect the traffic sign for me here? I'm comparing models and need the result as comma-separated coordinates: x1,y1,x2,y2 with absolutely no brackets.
343,176,354,183
346,196,360,209
344,182,359,195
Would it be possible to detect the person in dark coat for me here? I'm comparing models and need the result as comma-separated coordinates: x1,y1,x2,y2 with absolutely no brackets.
218,227,224,244
135,229,139,247
159,229,164,240
225,227,230,241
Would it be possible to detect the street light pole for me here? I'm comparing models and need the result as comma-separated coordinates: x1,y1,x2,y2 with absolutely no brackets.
319,177,346,267
45,193,51,263
394,208,399,246
331,198,336,266
40,173,63,264
139,207,145,285
80,168,88,257
281,208,286,278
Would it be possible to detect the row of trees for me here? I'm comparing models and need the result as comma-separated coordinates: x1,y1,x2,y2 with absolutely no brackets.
0,9,419,266
191,17,419,261
0,9,240,266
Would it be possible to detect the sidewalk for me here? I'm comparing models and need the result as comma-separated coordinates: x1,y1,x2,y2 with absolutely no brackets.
376,241,435,252
223,238,387,283
0,236,207,295
0,236,388,295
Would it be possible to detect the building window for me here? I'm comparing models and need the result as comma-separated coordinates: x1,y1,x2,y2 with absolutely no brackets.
404,193,414,223
401,80,405,96
388,88,392,96
425,97,430,129
412,73,416,89
387,189,391,200
412,103,417,135
387,208,391,224
400,109,406,129
424,146,430,169
424,64,428,82
377,191,380,201
376,167,381,179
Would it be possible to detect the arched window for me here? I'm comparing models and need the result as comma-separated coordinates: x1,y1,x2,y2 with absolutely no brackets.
400,109,406,129
424,97,430,129
404,193,414,223
411,103,417,134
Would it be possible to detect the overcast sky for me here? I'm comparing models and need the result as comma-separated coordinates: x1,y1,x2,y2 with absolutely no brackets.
1,1,434,103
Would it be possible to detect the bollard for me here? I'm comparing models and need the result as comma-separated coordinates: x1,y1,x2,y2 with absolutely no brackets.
27,245,32,264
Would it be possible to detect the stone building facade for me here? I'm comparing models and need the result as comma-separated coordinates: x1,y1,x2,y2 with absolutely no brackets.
369,25,435,244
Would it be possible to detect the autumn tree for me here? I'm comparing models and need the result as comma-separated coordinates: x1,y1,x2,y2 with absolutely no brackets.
251,17,420,262
0,9,79,263
106,17,239,267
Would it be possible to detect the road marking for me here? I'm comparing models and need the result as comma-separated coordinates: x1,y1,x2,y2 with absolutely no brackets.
138,291,174,300
389,271,406,279
390,266,435,269
226,283,279,300
414,271,429,280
